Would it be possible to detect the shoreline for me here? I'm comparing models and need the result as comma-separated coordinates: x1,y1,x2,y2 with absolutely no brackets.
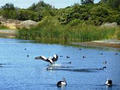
71,39,120,49
0,30,120,49
0,29,16,38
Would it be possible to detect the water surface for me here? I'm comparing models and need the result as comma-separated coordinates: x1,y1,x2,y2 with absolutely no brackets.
0,38,120,90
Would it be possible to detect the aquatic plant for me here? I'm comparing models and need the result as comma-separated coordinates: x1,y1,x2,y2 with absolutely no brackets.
16,16,120,44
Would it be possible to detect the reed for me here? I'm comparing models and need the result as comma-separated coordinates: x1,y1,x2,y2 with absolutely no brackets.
0,25,8,30
16,17,120,44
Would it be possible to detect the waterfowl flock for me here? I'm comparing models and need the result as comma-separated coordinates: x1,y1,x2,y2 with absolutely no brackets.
1,39,119,90
34,48,118,88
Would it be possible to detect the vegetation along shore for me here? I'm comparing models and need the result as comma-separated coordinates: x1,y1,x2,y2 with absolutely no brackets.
0,0,120,46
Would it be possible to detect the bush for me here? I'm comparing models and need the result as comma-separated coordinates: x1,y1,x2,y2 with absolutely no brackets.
16,9,40,21
69,19,81,26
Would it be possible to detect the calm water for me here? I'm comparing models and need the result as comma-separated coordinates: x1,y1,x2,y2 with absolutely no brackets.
0,38,120,90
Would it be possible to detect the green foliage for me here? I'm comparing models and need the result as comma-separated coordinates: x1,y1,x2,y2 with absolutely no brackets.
16,9,40,21
0,1,120,44
16,1,120,43
16,16,120,44
89,6,109,25
28,1,52,11
69,19,81,26
59,4,120,25
107,14,120,24
28,1,56,17
2,3,15,10
1,3,16,19
1,1,119,25
100,0,120,9
0,25,8,29
0,1,56,21
81,0,94,4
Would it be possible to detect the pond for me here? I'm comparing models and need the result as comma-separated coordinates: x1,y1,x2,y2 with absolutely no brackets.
0,38,120,90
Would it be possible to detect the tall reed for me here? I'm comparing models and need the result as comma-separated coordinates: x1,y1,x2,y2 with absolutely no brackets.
16,16,120,44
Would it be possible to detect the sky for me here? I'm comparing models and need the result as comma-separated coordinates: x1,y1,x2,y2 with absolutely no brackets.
0,0,100,9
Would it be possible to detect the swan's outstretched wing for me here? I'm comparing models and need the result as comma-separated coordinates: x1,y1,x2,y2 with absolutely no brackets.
35,56,50,62
48,58,54,64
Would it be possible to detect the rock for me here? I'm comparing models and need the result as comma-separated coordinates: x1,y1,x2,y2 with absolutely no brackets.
101,22,118,28
3,23,17,29
17,20,37,29
0,16,21,29
0,16,38,29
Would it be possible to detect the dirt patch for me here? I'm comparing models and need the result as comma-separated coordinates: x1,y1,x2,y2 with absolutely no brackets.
0,30,16,38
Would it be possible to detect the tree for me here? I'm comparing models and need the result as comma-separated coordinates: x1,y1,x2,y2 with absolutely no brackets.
2,3,15,10
28,1,55,17
1,3,16,19
28,1,52,12
109,0,120,8
17,9,40,21
81,0,94,4
100,0,120,8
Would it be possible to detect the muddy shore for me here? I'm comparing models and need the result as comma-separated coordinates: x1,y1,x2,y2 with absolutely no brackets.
71,39,120,48
0,30,16,38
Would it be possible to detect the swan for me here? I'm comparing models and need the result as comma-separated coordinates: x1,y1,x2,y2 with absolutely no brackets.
35,54,58,64
105,78,112,86
57,77,67,87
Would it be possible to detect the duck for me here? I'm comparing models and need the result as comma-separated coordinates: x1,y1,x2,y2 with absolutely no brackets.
83,56,86,58
57,77,67,87
103,61,107,64
105,78,112,86
68,61,71,64
103,66,106,69
35,54,58,64
66,56,70,58
115,53,118,55
60,55,63,57
27,55,29,57
99,66,106,70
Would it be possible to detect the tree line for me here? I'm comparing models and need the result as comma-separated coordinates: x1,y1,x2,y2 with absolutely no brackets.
0,0,120,26
81,0,120,9
0,1,56,21
13,0,120,43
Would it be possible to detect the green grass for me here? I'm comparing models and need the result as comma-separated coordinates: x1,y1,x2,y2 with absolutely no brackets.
16,16,120,44
0,25,9,30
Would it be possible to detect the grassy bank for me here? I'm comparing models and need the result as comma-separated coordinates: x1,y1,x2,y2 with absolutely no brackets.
1,1,120,44
16,16,120,44
0,25,9,30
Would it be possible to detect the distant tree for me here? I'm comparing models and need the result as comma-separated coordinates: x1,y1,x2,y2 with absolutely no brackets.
17,9,40,21
29,3,36,11
100,0,120,8
1,3,16,19
81,0,94,4
28,1,52,12
109,0,120,8
2,3,15,10
100,0,107,2
28,1,55,17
